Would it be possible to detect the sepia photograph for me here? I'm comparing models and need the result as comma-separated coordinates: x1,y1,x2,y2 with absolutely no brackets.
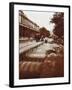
19,10,64,79
9,2,70,87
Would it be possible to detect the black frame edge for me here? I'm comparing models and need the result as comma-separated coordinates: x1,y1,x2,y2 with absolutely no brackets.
9,2,14,87
10,2,70,8
69,6,71,84
12,82,70,88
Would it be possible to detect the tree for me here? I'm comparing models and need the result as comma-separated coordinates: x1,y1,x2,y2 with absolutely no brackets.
51,12,64,38
39,27,50,37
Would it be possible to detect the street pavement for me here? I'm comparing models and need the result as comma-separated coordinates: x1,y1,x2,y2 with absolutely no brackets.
19,39,64,79
26,43,59,58
19,40,43,54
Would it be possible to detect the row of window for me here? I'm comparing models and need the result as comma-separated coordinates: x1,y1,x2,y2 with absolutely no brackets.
19,14,39,31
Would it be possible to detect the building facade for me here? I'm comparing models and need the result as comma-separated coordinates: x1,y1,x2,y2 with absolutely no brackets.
19,10,40,38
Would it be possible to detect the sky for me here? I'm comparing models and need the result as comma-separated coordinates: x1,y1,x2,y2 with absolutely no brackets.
23,10,55,32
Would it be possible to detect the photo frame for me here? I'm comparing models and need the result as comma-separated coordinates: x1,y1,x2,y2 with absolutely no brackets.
9,2,70,87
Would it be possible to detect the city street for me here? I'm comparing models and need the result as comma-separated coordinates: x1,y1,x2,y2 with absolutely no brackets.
19,39,64,79
26,42,59,58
